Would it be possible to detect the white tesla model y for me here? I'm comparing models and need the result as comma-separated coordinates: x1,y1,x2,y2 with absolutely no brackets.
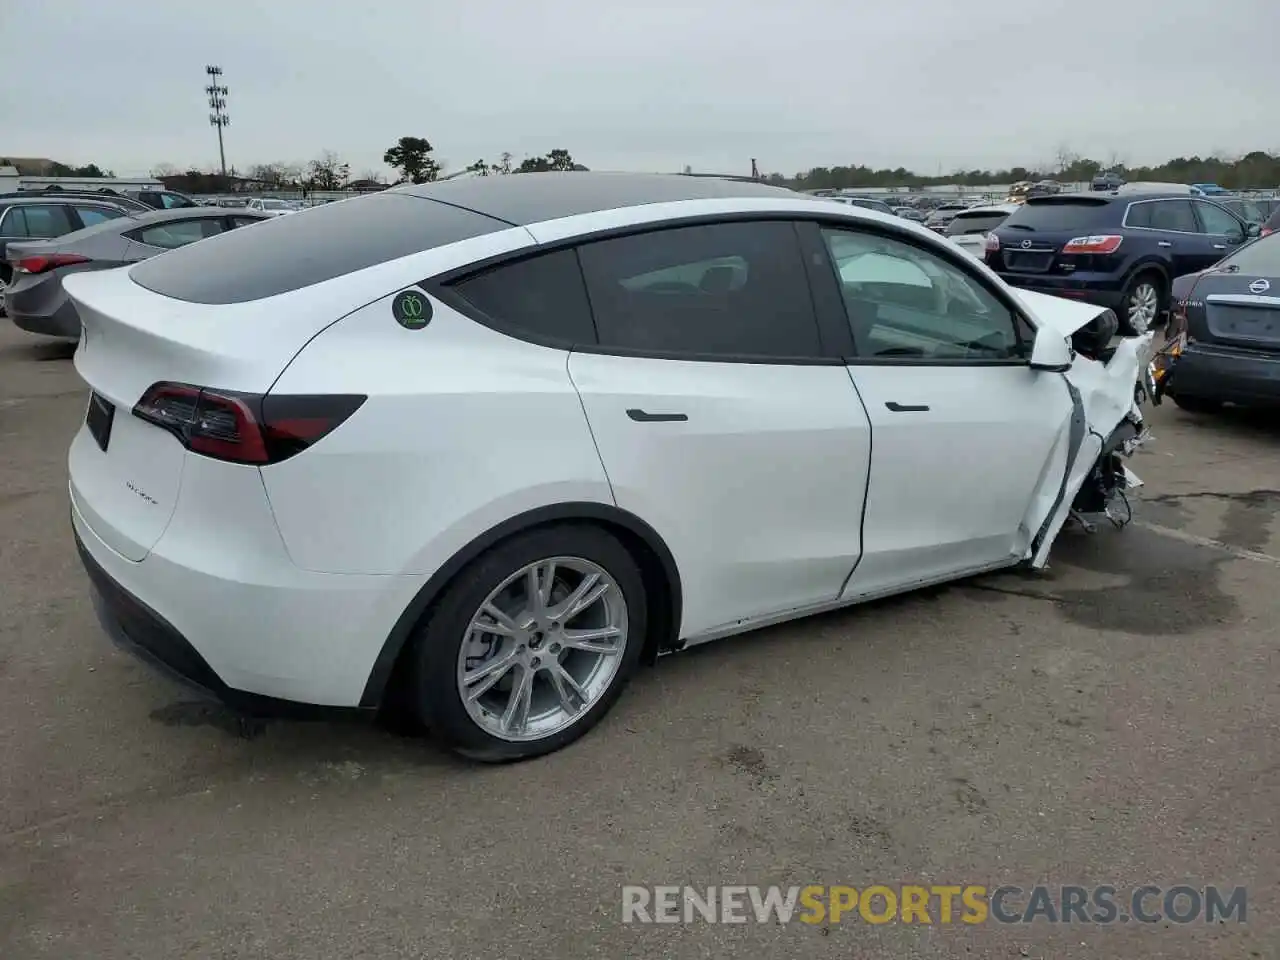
65,173,1153,761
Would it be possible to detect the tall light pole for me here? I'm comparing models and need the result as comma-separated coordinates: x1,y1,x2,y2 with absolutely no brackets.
205,65,230,178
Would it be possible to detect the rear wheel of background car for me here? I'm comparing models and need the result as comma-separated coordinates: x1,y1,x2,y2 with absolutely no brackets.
409,524,647,762
1172,395,1223,414
1121,271,1165,335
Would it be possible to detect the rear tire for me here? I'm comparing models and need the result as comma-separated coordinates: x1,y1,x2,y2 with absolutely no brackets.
1120,270,1166,335
408,524,647,762
1172,395,1223,414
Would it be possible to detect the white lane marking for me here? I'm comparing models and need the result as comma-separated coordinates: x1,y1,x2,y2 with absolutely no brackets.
1135,520,1280,566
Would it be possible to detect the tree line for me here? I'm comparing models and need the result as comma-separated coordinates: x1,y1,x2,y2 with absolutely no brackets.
770,150,1280,192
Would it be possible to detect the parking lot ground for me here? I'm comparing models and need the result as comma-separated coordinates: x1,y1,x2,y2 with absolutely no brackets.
1,325,1277,960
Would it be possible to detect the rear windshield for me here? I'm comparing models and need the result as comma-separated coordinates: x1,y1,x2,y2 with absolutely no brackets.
128,193,510,304
945,212,1010,236
1221,233,1280,276
999,198,1113,231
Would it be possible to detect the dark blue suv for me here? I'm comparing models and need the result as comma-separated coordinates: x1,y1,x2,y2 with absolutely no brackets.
984,192,1260,333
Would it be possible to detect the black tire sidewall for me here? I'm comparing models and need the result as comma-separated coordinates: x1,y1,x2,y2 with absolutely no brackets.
409,523,647,762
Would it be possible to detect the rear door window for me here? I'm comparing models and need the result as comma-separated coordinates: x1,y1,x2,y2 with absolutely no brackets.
577,221,824,359
1,204,76,238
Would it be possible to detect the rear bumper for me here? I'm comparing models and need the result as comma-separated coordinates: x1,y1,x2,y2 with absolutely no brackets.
996,272,1127,310
71,479,423,712
7,281,80,339
1167,342,1280,406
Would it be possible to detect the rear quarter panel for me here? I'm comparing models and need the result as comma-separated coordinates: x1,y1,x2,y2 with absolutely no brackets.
261,294,616,577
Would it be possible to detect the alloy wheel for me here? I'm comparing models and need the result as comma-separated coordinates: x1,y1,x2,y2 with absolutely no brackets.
456,556,629,742
1127,281,1159,334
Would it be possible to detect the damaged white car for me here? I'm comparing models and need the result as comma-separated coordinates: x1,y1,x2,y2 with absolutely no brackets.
65,174,1155,762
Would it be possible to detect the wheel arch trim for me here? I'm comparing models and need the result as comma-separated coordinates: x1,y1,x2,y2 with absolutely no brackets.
359,501,684,708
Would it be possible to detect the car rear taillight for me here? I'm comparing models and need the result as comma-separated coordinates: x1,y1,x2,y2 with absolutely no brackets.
984,233,1001,252
13,253,90,274
1061,235,1123,255
133,382,365,465
1262,227,1273,237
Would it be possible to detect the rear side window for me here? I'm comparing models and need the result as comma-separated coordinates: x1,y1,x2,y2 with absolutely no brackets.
1,203,75,238
578,221,823,359
1000,199,1113,231
75,205,126,227
129,193,510,304
450,248,597,344
133,218,226,250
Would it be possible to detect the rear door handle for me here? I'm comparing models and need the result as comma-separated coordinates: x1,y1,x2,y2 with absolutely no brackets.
1213,243,1227,250
627,408,688,423
1157,241,1173,247
885,401,930,413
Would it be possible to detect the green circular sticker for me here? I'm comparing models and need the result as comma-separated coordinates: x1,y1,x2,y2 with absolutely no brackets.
392,289,431,329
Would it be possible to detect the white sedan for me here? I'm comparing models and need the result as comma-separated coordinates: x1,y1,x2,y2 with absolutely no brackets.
64,174,1153,761
942,202,1022,260
243,198,296,216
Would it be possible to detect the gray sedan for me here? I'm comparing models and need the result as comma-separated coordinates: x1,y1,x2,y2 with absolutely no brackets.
5,207,270,339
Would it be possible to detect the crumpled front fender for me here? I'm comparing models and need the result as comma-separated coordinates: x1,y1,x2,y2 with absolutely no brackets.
1025,332,1156,567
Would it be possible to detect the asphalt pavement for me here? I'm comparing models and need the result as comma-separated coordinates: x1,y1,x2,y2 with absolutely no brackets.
1,325,1276,959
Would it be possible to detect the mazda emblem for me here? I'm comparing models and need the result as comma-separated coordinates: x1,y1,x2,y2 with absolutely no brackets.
1021,239,1033,249
1249,278,1271,294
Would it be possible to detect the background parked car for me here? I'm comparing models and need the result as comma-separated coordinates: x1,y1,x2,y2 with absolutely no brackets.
125,189,200,211
924,202,969,233
0,195,137,315
985,191,1258,334
1162,231,1280,412
944,203,1020,260
1091,171,1125,191
5,207,269,338
825,196,896,217
244,198,296,216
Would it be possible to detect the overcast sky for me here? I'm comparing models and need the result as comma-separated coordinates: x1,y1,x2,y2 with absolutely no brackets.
2,0,1276,179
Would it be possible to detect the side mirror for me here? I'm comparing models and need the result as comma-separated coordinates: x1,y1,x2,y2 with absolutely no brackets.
1029,328,1073,372
1246,222,1261,239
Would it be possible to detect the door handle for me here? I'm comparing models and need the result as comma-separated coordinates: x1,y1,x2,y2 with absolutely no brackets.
1213,244,1227,250
626,408,688,423
885,401,930,412
1157,241,1173,247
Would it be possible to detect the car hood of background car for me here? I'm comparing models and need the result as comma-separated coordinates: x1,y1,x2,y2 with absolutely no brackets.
1013,287,1114,338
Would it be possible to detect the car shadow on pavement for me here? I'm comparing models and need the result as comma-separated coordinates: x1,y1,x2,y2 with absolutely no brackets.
0,338,77,362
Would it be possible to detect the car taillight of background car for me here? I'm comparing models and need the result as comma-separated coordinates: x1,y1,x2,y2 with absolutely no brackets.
13,254,90,275
1061,235,1124,255
984,233,1000,252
